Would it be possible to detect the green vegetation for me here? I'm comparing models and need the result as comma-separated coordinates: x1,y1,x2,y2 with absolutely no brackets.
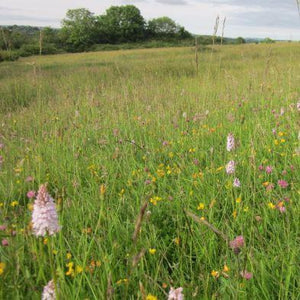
0,43,299,299
0,5,254,61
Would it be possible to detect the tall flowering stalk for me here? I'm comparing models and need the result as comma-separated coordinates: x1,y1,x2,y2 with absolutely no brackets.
42,280,56,300
168,287,184,300
32,184,60,237
226,160,236,174
226,133,235,152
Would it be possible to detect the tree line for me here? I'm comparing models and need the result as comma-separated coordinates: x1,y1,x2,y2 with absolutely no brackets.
0,5,251,61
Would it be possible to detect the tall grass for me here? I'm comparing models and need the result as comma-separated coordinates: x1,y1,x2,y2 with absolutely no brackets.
0,43,299,299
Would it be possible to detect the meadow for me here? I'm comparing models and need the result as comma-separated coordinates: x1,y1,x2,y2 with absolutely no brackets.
0,43,299,299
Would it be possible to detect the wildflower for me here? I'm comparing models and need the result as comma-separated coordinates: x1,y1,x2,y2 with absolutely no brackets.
229,236,244,254
10,201,19,208
223,265,230,272
272,128,276,135
149,248,156,255
236,197,241,203
266,183,274,191
27,190,36,199
168,287,184,300
146,294,157,300
0,262,5,275
1,239,9,246
226,133,235,151
197,203,205,210
240,270,253,280
226,161,235,174
233,178,241,187
66,253,72,260
265,166,272,174
297,102,300,111
278,180,288,188
0,225,7,231
66,262,75,276
232,210,237,218
211,270,219,278
0,143,4,149
100,184,106,195
42,280,56,300
268,202,275,209
26,176,34,182
258,165,264,171
31,184,60,237
76,265,83,274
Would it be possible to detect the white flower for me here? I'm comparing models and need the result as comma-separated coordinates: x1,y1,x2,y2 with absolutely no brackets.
226,160,236,174
42,280,56,300
168,287,184,300
32,184,60,237
226,133,235,152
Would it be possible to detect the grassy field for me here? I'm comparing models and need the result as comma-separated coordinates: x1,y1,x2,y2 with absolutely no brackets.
0,43,299,299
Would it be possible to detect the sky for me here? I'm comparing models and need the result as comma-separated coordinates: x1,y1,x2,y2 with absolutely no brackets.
1,0,300,40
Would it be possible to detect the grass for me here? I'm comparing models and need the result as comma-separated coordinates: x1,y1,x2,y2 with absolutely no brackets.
0,43,299,299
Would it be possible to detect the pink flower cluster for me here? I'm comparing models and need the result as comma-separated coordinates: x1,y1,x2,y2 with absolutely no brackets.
168,287,184,300
31,184,60,237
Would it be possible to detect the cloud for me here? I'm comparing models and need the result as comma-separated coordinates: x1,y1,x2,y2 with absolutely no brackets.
156,0,188,5
0,14,60,24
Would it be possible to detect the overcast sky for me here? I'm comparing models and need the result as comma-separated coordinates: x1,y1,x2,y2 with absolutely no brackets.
1,0,300,40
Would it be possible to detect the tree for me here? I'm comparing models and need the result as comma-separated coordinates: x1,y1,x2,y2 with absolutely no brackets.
96,5,145,43
236,37,246,44
147,17,191,39
61,8,97,51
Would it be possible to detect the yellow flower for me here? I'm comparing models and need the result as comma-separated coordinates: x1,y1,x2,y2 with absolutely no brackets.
168,152,174,158
150,196,161,206
76,265,83,274
223,265,230,272
216,166,224,172
232,210,237,218
27,203,33,211
174,237,180,245
66,253,72,260
100,184,106,195
197,203,205,210
280,139,285,143
10,201,18,207
278,132,284,137
274,139,279,145
146,294,157,300
149,248,156,255
43,238,48,245
262,181,269,187
157,169,165,177
211,270,219,278
243,206,249,212
66,262,75,276
268,202,275,209
0,262,5,275
200,216,205,221
236,197,241,203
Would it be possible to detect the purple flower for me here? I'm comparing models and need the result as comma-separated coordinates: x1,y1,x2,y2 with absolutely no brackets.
233,178,241,187
42,280,56,300
240,270,253,280
258,165,264,171
27,190,36,199
278,206,286,213
297,102,300,111
31,184,60,237
265,166,272,174
226,133,235,152
226,160,236,174
229,235,244,253
25,176,34,182
278,180,288,188
1,239,9,246
272,128,276,135
0,225,7,231
168,287,184,300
